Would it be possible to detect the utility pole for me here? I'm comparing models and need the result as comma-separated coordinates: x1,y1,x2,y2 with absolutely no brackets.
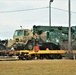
68,0,72,59
49,0,53,26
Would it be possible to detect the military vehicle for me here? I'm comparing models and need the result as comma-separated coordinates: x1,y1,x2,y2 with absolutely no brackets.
0,25,76,51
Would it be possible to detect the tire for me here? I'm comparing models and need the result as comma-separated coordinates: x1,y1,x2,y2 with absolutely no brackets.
0,44,6,50
25,41,34,50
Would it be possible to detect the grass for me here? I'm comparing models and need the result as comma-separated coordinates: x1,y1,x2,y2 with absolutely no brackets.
0,60,76,75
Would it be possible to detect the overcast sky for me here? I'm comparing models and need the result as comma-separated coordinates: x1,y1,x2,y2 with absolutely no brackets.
0,0,76,39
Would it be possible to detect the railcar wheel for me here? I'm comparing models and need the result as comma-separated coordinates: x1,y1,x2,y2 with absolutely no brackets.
57,54,62,59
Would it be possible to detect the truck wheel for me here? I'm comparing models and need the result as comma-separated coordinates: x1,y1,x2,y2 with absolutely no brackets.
25,42,33,50
0,44,6,50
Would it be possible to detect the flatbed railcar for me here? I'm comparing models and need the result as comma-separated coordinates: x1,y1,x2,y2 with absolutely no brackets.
18,49,76,60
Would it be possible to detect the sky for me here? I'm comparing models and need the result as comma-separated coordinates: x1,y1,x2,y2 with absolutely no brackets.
0,0,76,40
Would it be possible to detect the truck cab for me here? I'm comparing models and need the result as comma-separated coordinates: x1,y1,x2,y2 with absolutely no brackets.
13,29,33,44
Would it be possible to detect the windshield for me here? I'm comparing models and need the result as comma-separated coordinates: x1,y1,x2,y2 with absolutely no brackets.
14,30,23,36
